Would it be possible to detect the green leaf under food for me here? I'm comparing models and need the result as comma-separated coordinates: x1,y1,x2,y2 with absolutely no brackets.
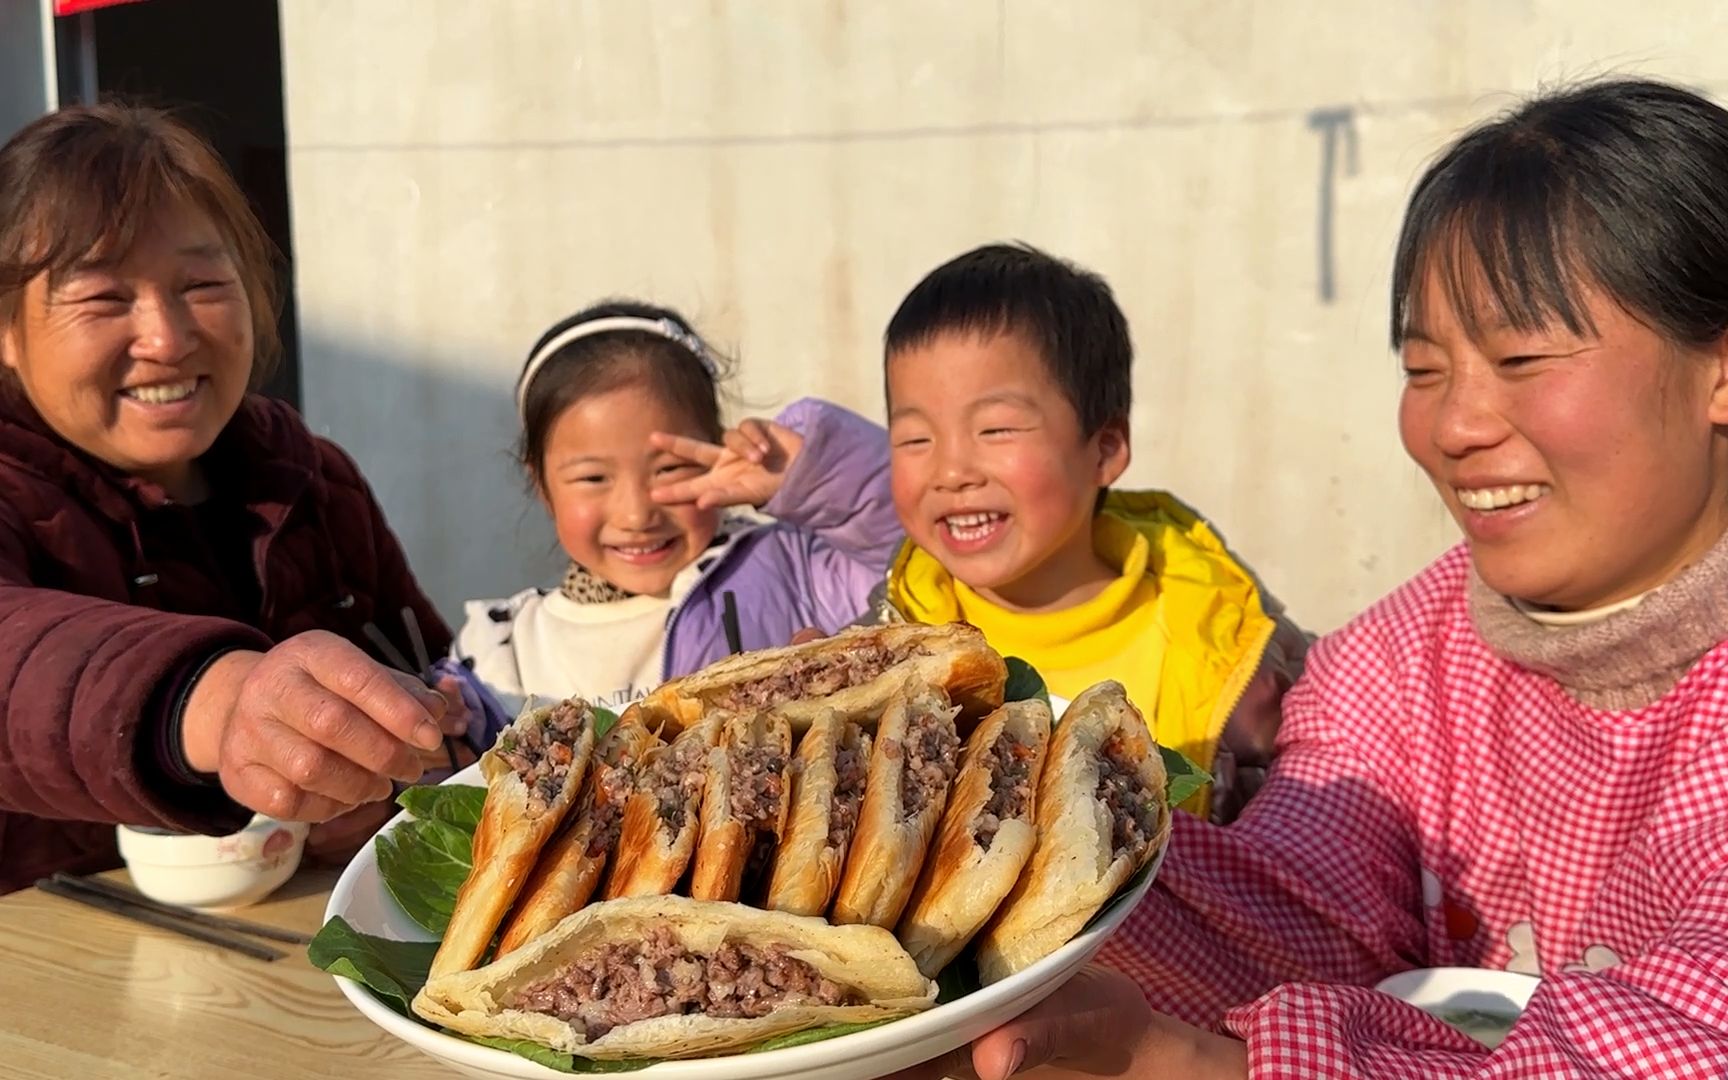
748,1018,899,1052
593,705,620,739
469,1037,665,1073
935,954,983,1004
375,816,473,935
1159,744,1212,808
307,916,438,1018
396,783,487,832
459,1019,902,1073
1002,656,1051,708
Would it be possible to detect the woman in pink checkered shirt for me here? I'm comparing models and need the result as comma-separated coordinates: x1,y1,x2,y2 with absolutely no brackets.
895,77,1728,1080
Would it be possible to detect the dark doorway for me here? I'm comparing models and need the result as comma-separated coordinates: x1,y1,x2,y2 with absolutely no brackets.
55,0,301,408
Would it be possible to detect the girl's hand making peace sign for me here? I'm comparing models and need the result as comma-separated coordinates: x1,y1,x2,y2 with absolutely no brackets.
648,418,805,510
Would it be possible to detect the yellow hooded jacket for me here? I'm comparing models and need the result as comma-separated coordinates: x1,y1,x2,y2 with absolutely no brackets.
882,490,1282,816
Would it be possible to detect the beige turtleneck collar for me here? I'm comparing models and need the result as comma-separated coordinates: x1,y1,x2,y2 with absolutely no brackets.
1470,530,1728,710
1513,592,1649,627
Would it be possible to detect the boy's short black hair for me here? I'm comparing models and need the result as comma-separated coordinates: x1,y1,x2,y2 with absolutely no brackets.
884,242,1133,435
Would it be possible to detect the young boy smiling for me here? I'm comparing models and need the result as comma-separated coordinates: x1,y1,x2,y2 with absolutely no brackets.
872,243,1308,818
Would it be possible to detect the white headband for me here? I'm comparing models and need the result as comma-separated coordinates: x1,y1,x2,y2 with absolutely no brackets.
515,315,716,416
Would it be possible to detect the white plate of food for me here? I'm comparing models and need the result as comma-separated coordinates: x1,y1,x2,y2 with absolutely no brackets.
325,794,1163,1079
1374,967,1538,1049
318,625,1188,1080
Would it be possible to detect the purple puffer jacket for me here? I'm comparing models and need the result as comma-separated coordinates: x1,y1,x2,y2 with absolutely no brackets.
661,397,900,678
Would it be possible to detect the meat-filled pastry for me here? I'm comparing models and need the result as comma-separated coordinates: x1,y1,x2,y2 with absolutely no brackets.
831,685,961,929
764,709,871,917
495,713,663,956
413,895,937,1060
898,699,1050,977
604,714,723,899
637,623,1005,733
690,711,792,902
976,682,1167,984
428,698,597,979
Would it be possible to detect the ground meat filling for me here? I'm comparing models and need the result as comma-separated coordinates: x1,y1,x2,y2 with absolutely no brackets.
1096,735,1159,858
506,924,858,1038
730,742,788,897
972,736,1035,851
584,757,640,859
728,744,787,830
497,701,589,815
711,643,927,713
826,735,868,851
898,706,960,820
644,735,711,832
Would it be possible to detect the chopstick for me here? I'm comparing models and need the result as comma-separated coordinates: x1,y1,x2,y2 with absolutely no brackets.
34,877,285,962
403,607,461,771
49,872,312,945
402,606,433,674
361,621,417,675
722,590,743,655
367,612,461,771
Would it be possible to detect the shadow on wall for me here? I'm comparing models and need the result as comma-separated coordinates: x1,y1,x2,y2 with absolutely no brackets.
294,325,563,631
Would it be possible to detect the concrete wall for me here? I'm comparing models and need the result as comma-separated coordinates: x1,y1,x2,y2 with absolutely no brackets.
0,0,56,144
280,1,1728,631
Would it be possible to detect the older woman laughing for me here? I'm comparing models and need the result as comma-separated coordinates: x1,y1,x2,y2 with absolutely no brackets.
0,103,468,893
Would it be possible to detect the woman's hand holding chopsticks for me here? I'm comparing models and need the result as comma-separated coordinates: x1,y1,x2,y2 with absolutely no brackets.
178,631,469,825
304,611,481,864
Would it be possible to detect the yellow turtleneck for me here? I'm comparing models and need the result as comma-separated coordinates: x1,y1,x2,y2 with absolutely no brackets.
891,515,1180,743
886,492,1280,819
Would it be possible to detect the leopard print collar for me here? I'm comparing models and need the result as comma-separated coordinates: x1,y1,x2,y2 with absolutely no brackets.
559,562,636,604
557,520,753,606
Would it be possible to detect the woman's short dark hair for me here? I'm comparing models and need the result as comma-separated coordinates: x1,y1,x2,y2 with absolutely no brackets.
0,102,282,385
515,299,730,490
1392,77,1728,350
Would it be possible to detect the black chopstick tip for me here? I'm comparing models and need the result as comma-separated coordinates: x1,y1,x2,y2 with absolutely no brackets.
721,590,743,655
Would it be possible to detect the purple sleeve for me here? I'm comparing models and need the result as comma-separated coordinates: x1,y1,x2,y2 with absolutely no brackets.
429,656,513,751
759,397,903,630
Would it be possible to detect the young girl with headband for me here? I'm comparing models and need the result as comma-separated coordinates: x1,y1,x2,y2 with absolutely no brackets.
455,300,900,713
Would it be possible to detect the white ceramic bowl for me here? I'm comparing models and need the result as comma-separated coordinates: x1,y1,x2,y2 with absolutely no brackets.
326,750,1162,1080
117,813,307,910
1375,967,1537,1047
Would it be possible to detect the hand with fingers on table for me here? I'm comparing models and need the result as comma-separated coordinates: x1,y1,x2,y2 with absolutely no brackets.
177,630,472,825
648,416,806,511
885,965,1246,1080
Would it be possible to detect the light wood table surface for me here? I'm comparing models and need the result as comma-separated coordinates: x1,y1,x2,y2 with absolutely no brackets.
0,868,453,1079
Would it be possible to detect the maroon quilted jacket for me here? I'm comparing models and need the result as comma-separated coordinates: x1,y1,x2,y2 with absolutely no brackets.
0,393,450,894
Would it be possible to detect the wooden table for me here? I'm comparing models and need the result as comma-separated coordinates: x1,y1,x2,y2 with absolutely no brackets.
0,868,453,1079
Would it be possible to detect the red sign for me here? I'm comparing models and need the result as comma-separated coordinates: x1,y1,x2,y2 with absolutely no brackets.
54,0,149,14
